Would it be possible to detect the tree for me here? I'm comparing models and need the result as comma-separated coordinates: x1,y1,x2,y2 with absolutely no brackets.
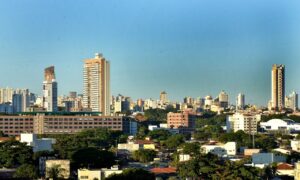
0,140,33,168
46,164,66,180
165,134,185,149
148,129,171,141
72,147,115,169
13,164,38,180
132,149,157,163
181,142,200,155
106,168,155,180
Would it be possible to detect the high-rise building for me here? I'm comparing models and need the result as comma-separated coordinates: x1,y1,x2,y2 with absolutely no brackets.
83,53,110,116
42,66,58,112
237,93,245,110
271,64,285,110
12,89,30,113
285,91,298,111
160,91,168,104
0,87,14,103
219,90,229,108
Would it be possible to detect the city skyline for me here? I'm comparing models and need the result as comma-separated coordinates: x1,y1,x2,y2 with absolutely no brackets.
0,1,300,105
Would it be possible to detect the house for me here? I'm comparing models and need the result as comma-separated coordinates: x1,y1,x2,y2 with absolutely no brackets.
276,163,294,177
291,140,300,152
201,142,236,157
150,167,177,179
117,140,156,153
252,153,286,165
78,165,123,180
295,161,300,180
244,149,261,156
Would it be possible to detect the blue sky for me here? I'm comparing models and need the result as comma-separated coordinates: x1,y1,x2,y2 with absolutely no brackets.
0,0,300,105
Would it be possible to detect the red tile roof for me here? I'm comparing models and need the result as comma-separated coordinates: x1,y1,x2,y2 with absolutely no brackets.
135,140,154,145
150,167,177,174
277,163,294,170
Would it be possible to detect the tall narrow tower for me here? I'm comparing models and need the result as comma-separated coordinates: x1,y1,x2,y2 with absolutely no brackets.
271,64,285,110
43,66,58,112
83,53,111,116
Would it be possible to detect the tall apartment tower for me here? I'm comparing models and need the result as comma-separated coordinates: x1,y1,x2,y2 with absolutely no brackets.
271,64,285,110
160,91,168,104
43,66,58,112
83,53,111,116
237,93,245,110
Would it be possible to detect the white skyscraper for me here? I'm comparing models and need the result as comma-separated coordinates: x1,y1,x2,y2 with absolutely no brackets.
42,66,58,112
285,91,298,111
237,93,245,110
83,53,111,116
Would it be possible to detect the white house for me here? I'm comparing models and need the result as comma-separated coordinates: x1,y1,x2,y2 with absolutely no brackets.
291,140,300,152
260,119,300,132
20,133,55,152
201,142,236,157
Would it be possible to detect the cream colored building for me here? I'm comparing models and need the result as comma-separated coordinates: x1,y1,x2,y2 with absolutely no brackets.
83,53,110,116
226,113,261,134
291,140,300,152
271,64,285,110
78,166,122,180
295,161,300,180
45,160,70,179
201,142,236,157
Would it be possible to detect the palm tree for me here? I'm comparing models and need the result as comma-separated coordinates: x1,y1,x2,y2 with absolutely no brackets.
46,164,66,180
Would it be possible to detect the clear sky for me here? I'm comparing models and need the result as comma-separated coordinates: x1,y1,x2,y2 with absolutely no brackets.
0,0,300,106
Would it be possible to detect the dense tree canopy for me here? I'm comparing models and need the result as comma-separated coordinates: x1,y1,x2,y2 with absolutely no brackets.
0,141,33,168
72,147,115,169
148,129,171,141
165,134,185,149
132,149,157,163
177,153,261,180
13,164,38,180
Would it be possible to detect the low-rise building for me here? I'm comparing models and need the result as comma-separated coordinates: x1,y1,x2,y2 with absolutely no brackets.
295,161,300,180
226,113,261,134
244,149,261,157
78,166,122,180
276,163,294,177
252,153,286,165
260,119,300,133
45,160,70,179
291,140,300,152
117,140,155,153
201,142,236,157
20,133,55,152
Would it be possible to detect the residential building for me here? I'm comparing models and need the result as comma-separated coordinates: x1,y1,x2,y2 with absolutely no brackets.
295,161,300,180
291,140,300,152
276,163,294,177
167,109,197,131
83,53,111,116
244,149,261,157
271,64,285,110
42,66,58,112
78,166,122,180
0,87,14,103
201,142,236,157
160,91,168,104
219,90,229,108
226,113,261,134
45,160,70,179
237,93,245,110
260,119,300,133
117,140,155,153
285,91,298,111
